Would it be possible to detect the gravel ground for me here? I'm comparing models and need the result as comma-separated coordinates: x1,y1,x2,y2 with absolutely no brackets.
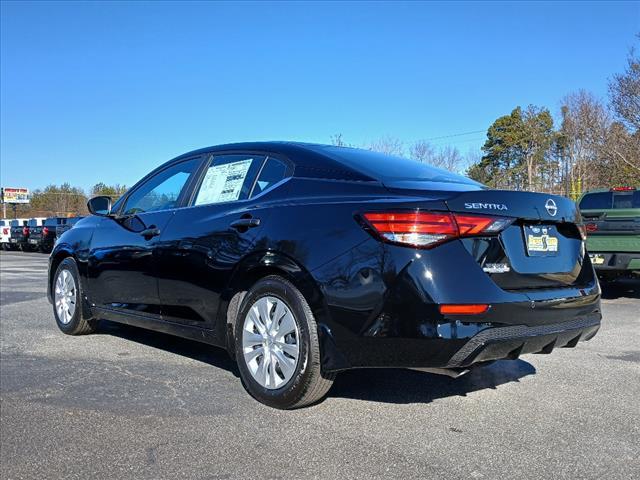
1,250,638,479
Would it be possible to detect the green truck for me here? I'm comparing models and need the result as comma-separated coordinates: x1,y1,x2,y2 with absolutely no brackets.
578,186,640,282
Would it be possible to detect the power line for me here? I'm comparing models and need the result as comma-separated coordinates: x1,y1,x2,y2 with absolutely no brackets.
421,130,486,141
430,136,486,146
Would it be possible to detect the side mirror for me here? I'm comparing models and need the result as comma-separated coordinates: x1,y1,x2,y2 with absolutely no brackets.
87,196,112,217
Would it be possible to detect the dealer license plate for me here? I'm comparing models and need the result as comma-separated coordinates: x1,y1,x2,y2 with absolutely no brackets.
524,225,559,257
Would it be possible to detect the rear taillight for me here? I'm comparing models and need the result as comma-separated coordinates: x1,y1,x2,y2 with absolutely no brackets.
362,211,513,248
22,226,29,236
611,186,636,191
43,227,49,235
585,223,598,233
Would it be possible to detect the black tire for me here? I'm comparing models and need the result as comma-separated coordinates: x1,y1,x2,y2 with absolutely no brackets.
52,257,97,335
234,275,335,409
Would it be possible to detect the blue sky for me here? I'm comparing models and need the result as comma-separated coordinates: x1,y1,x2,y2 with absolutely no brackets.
1,1,638,191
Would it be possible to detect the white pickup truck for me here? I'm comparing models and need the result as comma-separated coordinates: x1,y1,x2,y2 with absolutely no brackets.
1,218,30,250
0,219,10,249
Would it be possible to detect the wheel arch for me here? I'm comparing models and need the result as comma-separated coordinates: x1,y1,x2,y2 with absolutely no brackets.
221,251,345,370
48,248,73,300
48,247,94,322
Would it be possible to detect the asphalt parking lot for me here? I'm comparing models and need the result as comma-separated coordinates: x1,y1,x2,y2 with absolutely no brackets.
1,251,639,479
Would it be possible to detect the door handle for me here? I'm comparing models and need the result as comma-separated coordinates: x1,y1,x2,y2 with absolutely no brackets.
141,226,161,240
230,217,261,230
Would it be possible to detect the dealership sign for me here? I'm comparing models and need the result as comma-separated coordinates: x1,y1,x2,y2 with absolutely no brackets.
1,187,30,204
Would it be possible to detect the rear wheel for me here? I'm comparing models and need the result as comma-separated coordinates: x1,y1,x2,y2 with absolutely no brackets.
234,276,335,409
53,257,97,335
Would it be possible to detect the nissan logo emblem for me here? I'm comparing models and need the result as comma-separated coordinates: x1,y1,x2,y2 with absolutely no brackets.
545,198,558,216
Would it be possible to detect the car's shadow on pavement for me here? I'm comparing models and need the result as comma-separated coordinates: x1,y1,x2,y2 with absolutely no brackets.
327,360,536,405
97,320,535,405
96,320,241,377
600,278,640,300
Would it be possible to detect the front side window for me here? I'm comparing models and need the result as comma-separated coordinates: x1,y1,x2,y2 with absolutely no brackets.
251,157,288,198
123,158,200,215
194,154,264,206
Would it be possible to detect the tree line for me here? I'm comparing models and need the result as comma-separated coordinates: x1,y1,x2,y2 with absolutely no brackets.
6,183,127,218
334,38,640,198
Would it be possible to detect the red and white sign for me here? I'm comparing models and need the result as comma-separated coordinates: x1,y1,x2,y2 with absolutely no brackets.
1,187,30,204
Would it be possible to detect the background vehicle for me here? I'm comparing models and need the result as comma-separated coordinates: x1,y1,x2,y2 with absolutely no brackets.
29,217,66,253
11,218,46,252
0,220,11,250
8,219,30,250
55,217,83,237
48,142,601,409
579,187,640,282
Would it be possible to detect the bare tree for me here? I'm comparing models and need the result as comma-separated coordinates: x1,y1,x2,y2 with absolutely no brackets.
409,140,435,164
409,141,463,172
367,136,404,156
330,133,348,147
609,41,640,132
433,145,463,172
558,91,611,191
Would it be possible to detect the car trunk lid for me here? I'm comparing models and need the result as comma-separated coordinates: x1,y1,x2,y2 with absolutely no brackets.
383,183,590,290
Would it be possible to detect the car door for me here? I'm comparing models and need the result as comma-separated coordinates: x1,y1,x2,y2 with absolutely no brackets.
87,157,202,317
155,153,291,333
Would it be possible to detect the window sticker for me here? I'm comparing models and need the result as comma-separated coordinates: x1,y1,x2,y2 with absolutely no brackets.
195,158,253,205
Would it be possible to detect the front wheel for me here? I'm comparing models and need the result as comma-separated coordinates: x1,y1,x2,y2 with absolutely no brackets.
234,276,335,409
52,257,97,335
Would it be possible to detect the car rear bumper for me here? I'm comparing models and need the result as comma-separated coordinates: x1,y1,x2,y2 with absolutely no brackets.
319,309,601,371
445,314,600,367
589,252,640,272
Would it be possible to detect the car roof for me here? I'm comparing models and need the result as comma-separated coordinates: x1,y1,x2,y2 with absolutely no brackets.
173,142,375,181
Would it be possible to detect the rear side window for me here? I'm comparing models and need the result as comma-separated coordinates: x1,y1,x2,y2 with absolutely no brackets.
579,191,640,209
194,154,264,206
316,146,480,186
251,157,288,198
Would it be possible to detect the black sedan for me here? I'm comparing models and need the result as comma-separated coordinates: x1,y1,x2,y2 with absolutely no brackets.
48,142,601,408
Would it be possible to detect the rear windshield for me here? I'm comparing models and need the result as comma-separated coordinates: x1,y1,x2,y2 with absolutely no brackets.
44,218,63,226
579,191,640,209
315,146,482,186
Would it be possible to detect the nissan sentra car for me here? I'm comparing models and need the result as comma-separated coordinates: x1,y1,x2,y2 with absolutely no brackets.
48,142,601,409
